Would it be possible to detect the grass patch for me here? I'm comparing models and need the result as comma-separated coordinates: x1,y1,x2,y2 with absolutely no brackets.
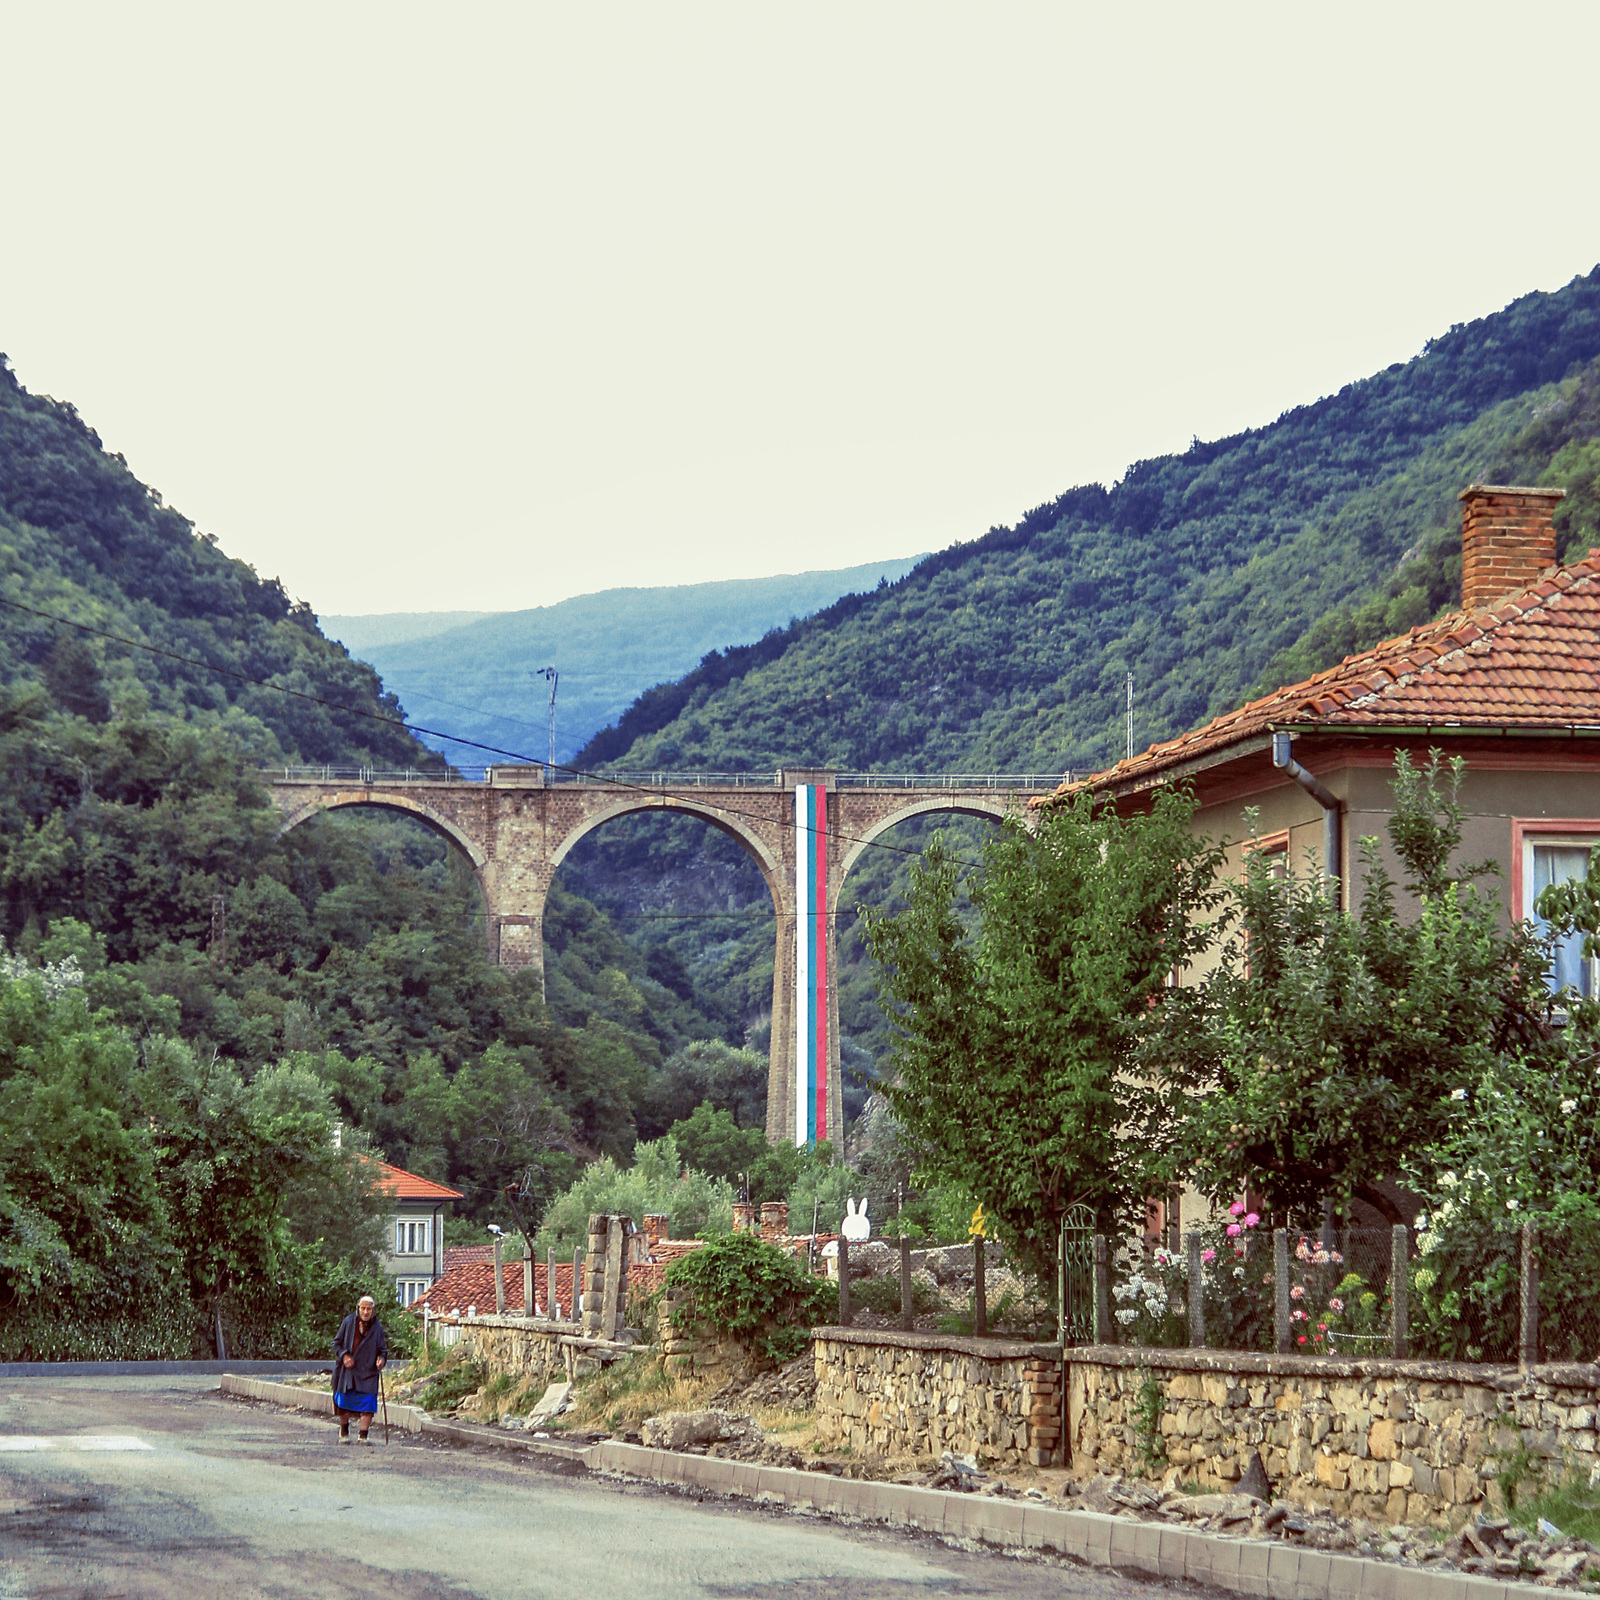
557,1349,735,1436
419,1355,487,1414
1508,1478,1600,1545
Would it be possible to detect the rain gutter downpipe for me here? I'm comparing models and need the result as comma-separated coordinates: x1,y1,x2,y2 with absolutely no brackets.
1271,731,1342,909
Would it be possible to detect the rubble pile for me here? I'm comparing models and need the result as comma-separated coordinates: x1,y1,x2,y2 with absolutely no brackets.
639,1408,803,1468
728,1351,818,1412
1066,1472,1600,1586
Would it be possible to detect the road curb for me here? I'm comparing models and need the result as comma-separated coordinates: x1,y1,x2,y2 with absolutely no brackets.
4,1360,330,1378
221,1378,1544,1600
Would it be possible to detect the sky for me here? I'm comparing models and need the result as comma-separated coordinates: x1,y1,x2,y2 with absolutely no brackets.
4,4,1600,617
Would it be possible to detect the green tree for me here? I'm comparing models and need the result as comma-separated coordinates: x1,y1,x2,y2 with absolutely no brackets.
1149,754,1557,1223
863,793,1225,1282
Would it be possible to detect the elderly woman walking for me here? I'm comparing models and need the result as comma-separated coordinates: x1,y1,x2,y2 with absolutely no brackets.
332,1294,387,1444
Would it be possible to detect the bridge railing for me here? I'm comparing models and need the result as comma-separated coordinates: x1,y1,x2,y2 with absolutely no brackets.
261,766,1069,791
262,766,490,785
832,772,1066,790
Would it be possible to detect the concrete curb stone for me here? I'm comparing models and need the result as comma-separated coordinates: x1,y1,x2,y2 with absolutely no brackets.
223,1377,1552,1600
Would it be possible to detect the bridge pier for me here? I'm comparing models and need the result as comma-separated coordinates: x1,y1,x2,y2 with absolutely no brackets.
265,765,1047,1149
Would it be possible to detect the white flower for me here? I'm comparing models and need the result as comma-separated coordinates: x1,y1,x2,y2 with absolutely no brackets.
1507,1199,1520,1212
1114,1308,1138,1325
1562,1099,1579,1115
1450,1087,1468,1101
1415,1213,1428,1229
1439,1171,1458,1189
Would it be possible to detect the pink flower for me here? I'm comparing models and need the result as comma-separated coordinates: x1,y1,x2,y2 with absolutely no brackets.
1244,1213,1261,1228
1229,1201,1246,1217
1317,1323,1327,1332
1226,1223,1242,1237
1291,1309,1306,1321
1201,1248,1216,1263
1331,1251,1344,1263
1328,1297,1344,1312
1297,1334,1307,1345
1290,1285,1304,1300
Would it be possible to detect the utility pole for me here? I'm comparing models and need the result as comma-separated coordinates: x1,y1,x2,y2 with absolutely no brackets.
535,667,558,780
1125,672,1134,761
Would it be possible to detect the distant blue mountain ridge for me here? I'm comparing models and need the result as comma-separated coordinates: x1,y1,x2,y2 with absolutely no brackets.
323,557,925,769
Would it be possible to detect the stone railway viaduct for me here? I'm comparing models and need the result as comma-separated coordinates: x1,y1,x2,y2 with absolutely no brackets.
265,766,1054,1147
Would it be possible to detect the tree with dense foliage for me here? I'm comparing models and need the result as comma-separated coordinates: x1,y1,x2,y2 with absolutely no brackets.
1146,755,1559,1225
863,791,1225,1282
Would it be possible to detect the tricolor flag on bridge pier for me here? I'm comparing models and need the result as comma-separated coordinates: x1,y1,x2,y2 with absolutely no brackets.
794,783,828,1146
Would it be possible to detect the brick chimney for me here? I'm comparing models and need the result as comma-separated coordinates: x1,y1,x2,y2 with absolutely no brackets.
1458,484,1565,612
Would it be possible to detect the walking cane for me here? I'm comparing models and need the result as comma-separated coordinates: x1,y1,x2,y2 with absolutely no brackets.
380,1367,390,1445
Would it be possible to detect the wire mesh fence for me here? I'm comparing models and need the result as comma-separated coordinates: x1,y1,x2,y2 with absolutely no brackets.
1080,1219,1600,1364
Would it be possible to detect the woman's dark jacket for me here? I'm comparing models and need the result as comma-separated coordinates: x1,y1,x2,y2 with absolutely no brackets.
332,1313,387,1397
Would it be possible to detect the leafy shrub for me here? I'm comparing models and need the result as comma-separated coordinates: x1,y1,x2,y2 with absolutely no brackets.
664,1231,835,1364
847,1270,942,1317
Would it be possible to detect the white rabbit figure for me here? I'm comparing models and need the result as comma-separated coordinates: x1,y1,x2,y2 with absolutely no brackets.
840,1197,871,1242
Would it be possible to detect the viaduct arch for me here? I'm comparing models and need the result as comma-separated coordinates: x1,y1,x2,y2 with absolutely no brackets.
266,767,1054,1148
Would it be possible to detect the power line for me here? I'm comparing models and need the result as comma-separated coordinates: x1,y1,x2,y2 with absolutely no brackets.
0,592,1012,870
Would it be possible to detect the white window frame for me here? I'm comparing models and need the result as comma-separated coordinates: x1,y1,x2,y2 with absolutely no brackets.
395,1220,431,1256
1518,825,1600,1001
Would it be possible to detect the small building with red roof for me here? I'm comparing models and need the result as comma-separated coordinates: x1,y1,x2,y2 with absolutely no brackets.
369,1158,462,1307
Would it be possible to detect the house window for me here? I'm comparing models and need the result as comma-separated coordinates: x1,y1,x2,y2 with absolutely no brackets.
1525,836,1600,999
395,1220,431,1256
396,1279,430,1306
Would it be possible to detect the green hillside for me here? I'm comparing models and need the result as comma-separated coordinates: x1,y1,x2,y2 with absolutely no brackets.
580,268,1600,777
0,357,756,1238
333,559,925,770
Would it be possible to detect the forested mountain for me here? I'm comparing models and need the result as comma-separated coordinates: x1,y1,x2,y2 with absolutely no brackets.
580,269,1600,777
327,558,924,770
0,355,762,1280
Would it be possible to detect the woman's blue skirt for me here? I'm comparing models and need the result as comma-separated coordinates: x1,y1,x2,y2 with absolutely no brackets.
334,1391,378,1414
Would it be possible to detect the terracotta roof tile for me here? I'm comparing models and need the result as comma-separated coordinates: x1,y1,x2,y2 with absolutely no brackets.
1048,550,1600,798
367,1158,463,1202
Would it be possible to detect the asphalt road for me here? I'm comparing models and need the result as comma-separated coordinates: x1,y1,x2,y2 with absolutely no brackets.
0,1376,1187,1600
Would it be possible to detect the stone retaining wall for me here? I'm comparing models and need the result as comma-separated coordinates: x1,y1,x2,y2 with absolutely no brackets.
1068,1346,1600,1526
437,1315,591,1381
813,1327,1063,1467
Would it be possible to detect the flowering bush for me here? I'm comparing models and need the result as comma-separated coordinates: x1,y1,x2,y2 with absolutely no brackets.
1111,1249,1186,1346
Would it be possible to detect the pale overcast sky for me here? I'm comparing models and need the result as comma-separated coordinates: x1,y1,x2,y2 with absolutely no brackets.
3,4,1599,616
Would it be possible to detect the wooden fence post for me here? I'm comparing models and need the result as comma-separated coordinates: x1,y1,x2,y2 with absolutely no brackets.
899,1233,914,1332
1274,1229,1291,1353
1520,1222,1539,1370
1092,1235,1110,1345
1186,1230,1205,1348
1390,1225,1409,1359
974,1232,987,1338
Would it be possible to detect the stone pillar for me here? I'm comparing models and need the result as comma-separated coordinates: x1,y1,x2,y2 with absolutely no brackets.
582,1215,606,1336
643,1213,669,1253
493,1234,505,1316
547,1246,557,1320
601,1213,625,1340
732,1201,756,1234
1519,1222,1539,1370
760,1201,789,1243
523,1255,534,1318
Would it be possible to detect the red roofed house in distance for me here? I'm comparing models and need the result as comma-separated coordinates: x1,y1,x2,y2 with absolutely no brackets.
370,1159,462,1308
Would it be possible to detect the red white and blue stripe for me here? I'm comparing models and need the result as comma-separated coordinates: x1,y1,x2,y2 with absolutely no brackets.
794,784,828,1146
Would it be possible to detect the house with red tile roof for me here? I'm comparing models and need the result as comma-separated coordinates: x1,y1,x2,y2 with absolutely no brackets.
1054,484,1600,993
368,1159,462,1308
